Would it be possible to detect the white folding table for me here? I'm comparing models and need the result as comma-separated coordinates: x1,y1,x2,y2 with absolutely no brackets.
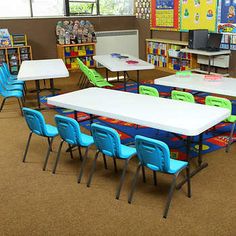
93,54,154,91
180,48,230,74
47,87,230,190
18,59,69,109
154,73,236,97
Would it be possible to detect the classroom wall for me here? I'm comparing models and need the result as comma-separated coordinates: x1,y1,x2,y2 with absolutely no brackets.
0,16,191,60
0,16,135,60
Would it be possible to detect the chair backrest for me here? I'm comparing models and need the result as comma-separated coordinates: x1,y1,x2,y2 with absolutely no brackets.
135,135,170,172
205,95,232,122
2,63,10,77
171,90,195,103
91,123,121,157
22,108,47,136
139,85,159,97
55,115,82,145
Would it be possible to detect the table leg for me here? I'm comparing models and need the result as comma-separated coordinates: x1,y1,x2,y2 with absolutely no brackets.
124,71,127,91
50,79,55,96
74,111,78,121
176,133,208,189
117,72,120,82
35,80,41,109
137,70,140,93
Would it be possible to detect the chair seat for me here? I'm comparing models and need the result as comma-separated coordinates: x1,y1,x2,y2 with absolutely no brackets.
5,84,24,91
45,124,58,137
9,80,24,85
119,144,136,159
1,90,23,98
79,133,94,147
227,115,236,123
147,159,187,174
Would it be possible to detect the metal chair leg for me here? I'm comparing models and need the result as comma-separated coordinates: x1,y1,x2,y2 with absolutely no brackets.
186,166,191,198
226,122,236,153
52,140,64,174
153,171,157,186
142,165,146,183
77,147,89,183
17,98,23,116
103,153,108,169
68,144,74,159
43,137,54,171
113,157,118,172
128,163,141,204
22,132,33,162
78,146,83,161
0,98,7,112
163,175,177,218
87,150,100,187
116,159,130,200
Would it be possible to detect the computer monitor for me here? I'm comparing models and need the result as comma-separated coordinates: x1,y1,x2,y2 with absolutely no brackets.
206,33,223,50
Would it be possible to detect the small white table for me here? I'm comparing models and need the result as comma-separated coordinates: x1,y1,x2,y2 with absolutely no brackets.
18,59,69,109
47,87,230,190
154,73,236,97
93,54,154,91
181,48,231,74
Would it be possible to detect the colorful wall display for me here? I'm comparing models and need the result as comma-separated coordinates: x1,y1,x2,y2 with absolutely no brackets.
218,0,236,33
150,0,179,30
180,0,218,32
135,0,151,20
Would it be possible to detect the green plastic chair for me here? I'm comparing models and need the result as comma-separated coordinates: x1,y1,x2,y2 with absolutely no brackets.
171,90,195,103
205,95,236,152
77,58,113,88
139,85,159,97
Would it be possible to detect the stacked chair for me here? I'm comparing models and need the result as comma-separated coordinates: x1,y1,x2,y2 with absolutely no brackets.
77,58,113,88
0,65,25,115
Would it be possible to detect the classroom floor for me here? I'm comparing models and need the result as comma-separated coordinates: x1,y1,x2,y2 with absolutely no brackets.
0,69,236,236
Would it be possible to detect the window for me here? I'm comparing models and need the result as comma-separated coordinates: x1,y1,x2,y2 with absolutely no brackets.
66,0,134,16
32,0,65,17
0,0,134,18
66,0,97,16
0,0,31,18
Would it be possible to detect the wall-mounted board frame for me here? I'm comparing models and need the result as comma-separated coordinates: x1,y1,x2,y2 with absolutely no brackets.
150,0,179,31
180,0,218,32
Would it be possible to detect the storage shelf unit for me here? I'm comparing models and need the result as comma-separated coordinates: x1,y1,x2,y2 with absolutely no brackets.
146,38,198,73
0,45,32,75
57,43,96,71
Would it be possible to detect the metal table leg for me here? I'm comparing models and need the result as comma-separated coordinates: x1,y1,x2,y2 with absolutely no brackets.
137,70,140,93
35,80,41,109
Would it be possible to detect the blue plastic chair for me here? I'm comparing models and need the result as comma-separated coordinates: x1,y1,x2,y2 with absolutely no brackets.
53,115,94,176
128,135,191,218
0,79,24,115
87,123,136,200
0,65,24,85
2,63,17,80
22,108,58,170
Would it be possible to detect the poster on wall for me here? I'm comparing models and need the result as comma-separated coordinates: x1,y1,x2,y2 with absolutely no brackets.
180,0,218,32
218,0,236,33
151,0,179,30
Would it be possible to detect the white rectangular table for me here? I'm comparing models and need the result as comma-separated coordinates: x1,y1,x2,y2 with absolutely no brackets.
18,59,69,109
93,54,154,91
181,48,230,74
47,87,230,189
154,73,236,97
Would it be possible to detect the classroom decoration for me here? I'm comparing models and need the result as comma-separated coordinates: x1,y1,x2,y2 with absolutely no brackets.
135,0,151,19
218,0,236,33
150,0,180,31
180,0,218,32
0,29,12,47
56,20,96,45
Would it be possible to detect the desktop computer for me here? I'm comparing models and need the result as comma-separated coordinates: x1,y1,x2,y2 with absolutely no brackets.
188,29,208,49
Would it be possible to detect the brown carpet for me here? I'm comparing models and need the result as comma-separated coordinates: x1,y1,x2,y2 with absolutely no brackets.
0,69,236,236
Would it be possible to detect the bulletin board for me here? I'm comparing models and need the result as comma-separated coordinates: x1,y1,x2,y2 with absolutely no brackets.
150,0,179,31
180,0,218,32
218,0,236,33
